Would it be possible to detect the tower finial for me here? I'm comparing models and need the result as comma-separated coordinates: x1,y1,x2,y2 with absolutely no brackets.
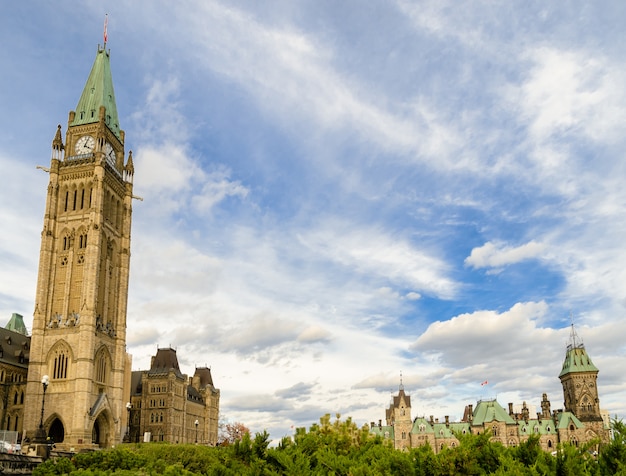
567,312,583,350
399,370,404,391
103,14,108,46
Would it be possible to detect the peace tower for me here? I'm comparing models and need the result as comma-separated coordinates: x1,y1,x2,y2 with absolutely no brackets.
23,42,135,449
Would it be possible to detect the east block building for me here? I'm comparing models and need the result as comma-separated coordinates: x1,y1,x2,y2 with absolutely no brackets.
15,42,219,450
372,327,611,453
128,348,220,445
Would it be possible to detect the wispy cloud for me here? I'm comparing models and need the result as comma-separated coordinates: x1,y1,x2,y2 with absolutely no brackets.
465,241,546,270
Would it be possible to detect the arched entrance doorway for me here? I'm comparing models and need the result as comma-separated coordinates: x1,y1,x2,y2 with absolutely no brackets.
49,418,64,444
92,413,110,448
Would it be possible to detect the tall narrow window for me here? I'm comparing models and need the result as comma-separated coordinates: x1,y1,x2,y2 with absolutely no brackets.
64,191,69,212
81,189,85,209
53,349,68,379
95,352,107,384
73,190,77,210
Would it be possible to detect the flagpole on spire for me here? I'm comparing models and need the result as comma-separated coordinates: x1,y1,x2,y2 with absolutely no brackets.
103,14,108,46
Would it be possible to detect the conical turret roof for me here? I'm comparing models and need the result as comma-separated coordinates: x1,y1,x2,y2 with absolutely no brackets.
559,323,598,377
70,46,121,141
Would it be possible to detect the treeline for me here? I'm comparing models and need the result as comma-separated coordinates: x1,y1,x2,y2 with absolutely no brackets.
34,415,626,475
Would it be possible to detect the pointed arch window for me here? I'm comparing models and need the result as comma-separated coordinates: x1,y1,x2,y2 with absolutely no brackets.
79,232,88,249
95,349,109,385
52,346,70,379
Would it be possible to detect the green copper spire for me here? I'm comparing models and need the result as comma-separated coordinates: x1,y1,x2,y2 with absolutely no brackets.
559,324,599,377
5,313,28,335
70,46,122,141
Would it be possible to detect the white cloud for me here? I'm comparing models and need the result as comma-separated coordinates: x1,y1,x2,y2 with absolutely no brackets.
465,241,546,270
297,326,332,344
299,222,457,299
518,47,625,145
191,169,248,213
135,143,202,195
411,302,553,369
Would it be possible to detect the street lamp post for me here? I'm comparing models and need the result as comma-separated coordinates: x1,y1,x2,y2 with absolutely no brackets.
36,375,49,443
194,419,199,444
124,402,131,442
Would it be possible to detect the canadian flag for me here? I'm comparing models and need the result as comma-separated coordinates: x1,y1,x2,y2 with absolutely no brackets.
481,380,488,386
104,14,108,43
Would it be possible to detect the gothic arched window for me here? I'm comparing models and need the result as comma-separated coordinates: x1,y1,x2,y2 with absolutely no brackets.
52,346,70,379
94,348,110,385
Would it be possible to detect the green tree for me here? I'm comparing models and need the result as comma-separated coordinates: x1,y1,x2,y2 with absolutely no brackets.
598,418,626,475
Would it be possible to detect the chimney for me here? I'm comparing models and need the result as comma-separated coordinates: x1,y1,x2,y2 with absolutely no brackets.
430,415,434,425
508,402,514,416
445,415,449,427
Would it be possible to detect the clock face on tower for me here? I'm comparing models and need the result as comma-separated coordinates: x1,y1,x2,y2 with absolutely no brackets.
104,141,116,166
75,135,95,154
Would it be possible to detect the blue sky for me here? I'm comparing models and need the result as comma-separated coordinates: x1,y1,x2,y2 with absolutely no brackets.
1,1,626,440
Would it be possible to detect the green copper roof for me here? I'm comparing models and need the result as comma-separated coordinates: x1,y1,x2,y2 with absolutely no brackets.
71,46,121,141
559,345,598,377
472,399,516,426
555,411,584,430
517,419,557,436
370,425,394,439
5,313,27,335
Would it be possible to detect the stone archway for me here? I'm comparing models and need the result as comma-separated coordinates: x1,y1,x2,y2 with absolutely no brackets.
49,418,65,444
92,412,111,448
